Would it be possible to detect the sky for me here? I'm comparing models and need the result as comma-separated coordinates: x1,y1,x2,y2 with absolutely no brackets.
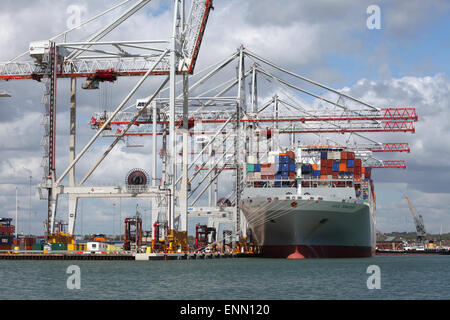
0,0,449,236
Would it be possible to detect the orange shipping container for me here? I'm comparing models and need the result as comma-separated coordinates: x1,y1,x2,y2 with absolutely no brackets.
320,175,328,180
312,164,318,170
339,163,347,171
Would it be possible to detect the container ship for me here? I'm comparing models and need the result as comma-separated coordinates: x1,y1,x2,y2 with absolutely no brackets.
241,147,376,258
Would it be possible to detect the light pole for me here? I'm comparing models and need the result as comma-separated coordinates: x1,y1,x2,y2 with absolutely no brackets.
113,202,116,239
15,187,18,239
119,198,122,241
29,175,32,236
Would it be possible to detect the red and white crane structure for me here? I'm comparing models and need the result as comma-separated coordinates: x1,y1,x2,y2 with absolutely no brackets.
0,0,214,238
83,45,417,237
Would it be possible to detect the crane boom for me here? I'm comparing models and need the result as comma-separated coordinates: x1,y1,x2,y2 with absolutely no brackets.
0,0,214,81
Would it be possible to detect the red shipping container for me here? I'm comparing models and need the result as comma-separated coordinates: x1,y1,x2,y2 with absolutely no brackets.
348,167,354,172
341,152,347,160
289,172,296,178
261,163,271,168
286,151,295,160
320,159,333,168
348,152,355,160
332,172,339,178
355,158,362,167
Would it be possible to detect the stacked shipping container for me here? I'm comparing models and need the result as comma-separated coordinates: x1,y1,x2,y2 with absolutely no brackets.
0,218,14,250
247,151,296,187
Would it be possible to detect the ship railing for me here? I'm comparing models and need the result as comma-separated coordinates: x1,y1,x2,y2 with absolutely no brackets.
245,177,373,201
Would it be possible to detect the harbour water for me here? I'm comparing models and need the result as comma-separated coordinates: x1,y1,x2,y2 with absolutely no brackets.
0,255,448,300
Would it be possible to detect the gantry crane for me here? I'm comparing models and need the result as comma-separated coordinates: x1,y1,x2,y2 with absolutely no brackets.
405,195,427,244
84,45,417,239
0,0,214,241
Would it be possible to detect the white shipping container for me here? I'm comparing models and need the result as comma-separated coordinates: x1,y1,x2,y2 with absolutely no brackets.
269,151,280,157
247,156,257,164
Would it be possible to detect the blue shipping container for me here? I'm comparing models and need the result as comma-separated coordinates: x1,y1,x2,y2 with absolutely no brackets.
301,164,312,173
347,160,354,168
275,173,282,180
281,163,289,172
281,172,289,179
279,155,289,164
313,170,321,177
321,151,327,159
254,164,261,172
289,163,296,172
332,162,339,172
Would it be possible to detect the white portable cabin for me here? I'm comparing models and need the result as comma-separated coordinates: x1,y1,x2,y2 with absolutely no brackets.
87,241,108,252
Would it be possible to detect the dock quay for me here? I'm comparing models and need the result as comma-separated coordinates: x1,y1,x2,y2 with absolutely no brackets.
376,249,450,255
134,252,259,260
0,251,259,261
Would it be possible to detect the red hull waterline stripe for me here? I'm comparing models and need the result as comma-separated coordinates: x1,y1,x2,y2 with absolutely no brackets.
261,245,375,259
